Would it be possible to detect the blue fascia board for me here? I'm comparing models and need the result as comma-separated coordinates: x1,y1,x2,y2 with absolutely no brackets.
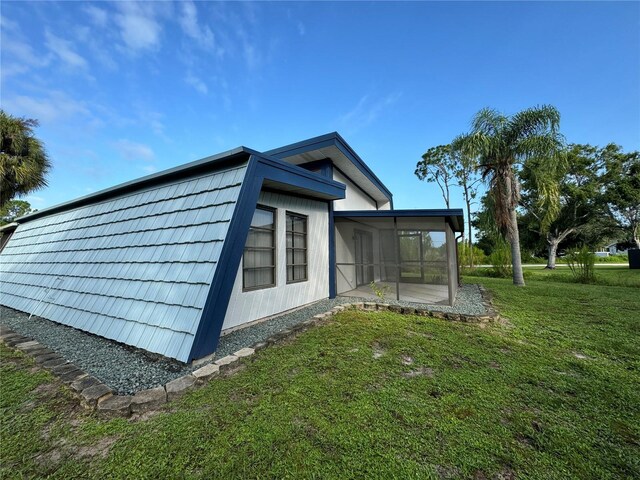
17,148,254,224
333,209,465,232
254,154,346,200
265,132,394,204
188,155,344,361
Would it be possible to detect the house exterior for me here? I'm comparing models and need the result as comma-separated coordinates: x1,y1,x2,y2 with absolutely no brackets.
0,133,463,363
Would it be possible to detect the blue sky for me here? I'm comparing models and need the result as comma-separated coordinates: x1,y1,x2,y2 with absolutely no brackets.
2,1,639,218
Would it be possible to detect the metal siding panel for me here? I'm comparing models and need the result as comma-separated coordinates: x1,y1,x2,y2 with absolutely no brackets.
0,163,248,361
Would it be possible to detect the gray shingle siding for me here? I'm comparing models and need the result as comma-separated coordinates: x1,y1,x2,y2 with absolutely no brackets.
0,163,248,362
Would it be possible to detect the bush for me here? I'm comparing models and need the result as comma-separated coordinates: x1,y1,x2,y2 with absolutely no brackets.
489,238,512,278
458,242,488,269
565,246,596,283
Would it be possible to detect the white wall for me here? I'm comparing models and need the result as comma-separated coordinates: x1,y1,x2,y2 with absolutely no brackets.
335,221,381,294
332,170,378,211
222,190,329,331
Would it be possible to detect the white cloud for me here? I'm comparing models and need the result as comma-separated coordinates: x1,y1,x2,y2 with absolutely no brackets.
297,21,305,36
115,2,163,52
337,92,403,134
45,30,88,69
113,140,155,161
179,1,217,51
185,73,208,94
83,5,108,27
3,91,90,124
1,38,51,79
140,165,158,174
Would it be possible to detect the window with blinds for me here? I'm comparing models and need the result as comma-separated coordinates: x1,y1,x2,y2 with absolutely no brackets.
243,206,276,290
286,212,308,283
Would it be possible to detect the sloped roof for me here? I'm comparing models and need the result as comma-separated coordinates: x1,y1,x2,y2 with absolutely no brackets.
0,163,249,361
0,149,345,362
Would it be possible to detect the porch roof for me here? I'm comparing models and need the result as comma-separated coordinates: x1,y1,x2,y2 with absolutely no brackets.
333,209,465,232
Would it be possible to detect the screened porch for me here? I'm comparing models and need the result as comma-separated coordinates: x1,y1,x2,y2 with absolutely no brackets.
333,211,461,306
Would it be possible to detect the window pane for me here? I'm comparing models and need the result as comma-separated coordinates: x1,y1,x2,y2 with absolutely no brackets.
286,233,293,248
293,233,306,248
244,206,275,289
293,249,306,265
294,265,307,281
293,216,306,233
244,249,274,268
246,230,274,248
286,249,293,265
252,208,274,229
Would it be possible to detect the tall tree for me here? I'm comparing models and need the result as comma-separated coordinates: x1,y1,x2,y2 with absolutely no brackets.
0,110,51,208
603,146,640,249
520,144,608,268
415,145,455,208
416,144,481,257
453,105,565,286
0,199,33,226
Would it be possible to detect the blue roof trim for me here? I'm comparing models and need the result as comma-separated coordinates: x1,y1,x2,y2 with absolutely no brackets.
265,132,394,205
188,155,345,361
17,148,253,224
333,209,465,232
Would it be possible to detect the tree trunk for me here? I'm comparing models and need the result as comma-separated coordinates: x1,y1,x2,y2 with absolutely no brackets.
466,196,473,268
508,208,526,286
545,238,559,269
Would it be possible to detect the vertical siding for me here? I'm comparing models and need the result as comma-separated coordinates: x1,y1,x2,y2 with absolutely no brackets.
0,163,248,362
222,191,329,330
332,170,378,211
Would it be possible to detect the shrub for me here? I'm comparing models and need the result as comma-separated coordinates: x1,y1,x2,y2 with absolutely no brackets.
489,238,512,278
458,242,487,269
565,246,596,283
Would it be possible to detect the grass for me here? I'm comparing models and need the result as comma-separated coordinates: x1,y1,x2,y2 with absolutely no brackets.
463,265,640,288
1,277,639,479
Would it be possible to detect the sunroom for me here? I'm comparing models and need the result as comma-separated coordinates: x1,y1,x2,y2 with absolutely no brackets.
333,210,464,306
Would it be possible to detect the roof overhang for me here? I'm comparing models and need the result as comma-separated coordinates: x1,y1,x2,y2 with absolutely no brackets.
333,209,465,232
254,154,346,201
265,132,393,206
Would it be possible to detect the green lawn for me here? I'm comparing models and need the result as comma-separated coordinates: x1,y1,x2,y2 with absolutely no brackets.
465,265,639,288
1,277,639,479
521,265,640,288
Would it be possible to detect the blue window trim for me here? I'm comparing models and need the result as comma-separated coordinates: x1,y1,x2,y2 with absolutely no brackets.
188,154,345,361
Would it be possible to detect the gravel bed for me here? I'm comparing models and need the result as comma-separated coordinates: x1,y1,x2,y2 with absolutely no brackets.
1,284,485,395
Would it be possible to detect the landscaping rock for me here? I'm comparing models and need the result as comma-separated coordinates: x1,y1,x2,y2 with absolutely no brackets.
388,305,402,313
233,347,255,358
191,352,216,368
165,375,197,401
81,384,113,407
214,354,238,372
25,347,55,357
42,358,68,369
97,395,132,418
364,302,377,311
34,353,62,365
252,341,268,351
192,363,220,383
52,363,80,376
15,340,39,351
59,369,87,384
70,376,101,393
131,386,167,413
3,336,29,347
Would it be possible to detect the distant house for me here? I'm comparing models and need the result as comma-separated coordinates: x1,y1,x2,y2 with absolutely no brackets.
595,242,627,257
0,133,463,363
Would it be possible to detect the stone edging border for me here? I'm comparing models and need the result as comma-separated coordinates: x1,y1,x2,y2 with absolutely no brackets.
0,289,498,418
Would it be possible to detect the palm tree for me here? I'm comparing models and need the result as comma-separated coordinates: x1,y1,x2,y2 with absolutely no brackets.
0,110,51,208
453,105,565,286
